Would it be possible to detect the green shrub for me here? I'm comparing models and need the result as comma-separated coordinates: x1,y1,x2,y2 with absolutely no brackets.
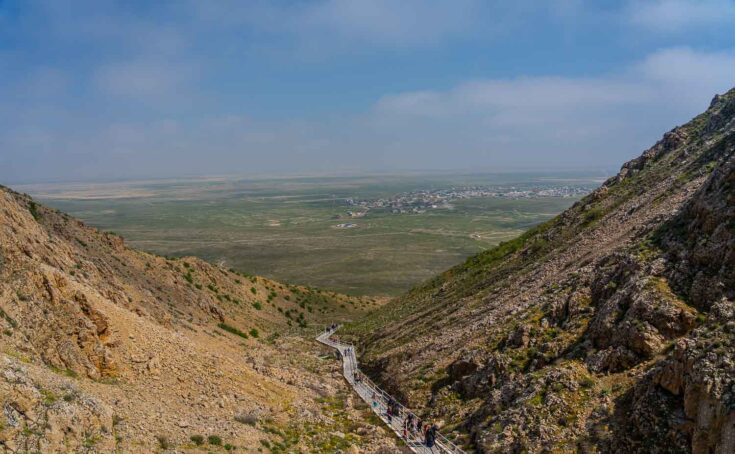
218,323,248,339
252,302,262,310
208,435,222,446
190,435,204,445
582,206,606,226
249,328,259,338
28,200,41,221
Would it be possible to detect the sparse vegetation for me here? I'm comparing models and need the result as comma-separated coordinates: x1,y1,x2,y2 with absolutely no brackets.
28,200,41,221
156,435,170,449
207,435,222,446
218,323,248,339
235,412,258,426
190,435,204,445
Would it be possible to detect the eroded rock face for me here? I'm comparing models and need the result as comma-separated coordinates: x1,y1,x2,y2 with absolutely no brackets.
454,353,510,399
447,354,481,382
615,127,689,184
3,270,116,380
0,357,116,453
660,139,735,311
615,298,735,454
585,255,697,372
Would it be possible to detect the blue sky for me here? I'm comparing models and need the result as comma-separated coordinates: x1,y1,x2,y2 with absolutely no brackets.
1,0,735,183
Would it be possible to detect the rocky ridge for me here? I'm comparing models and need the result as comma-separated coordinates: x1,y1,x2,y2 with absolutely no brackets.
345,88,735,453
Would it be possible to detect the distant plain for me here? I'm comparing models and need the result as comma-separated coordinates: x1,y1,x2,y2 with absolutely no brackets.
24,172,606,295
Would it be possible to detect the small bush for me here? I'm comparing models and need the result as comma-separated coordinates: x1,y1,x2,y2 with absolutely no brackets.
208,435,222,446
250,287,257,294
40,389,57,405
28,200,41,221
252,302,262,310
218,323,248,339
156,435,170,449
579,377,595,389
190,435,204,445
235,412,258,426
249,328,259,338
224,443,235,451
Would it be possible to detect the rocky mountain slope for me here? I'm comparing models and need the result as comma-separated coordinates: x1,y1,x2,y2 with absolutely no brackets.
345,88,735,453
0,187,395,453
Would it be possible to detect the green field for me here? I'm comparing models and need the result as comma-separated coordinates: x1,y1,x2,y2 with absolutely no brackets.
27,172,604,295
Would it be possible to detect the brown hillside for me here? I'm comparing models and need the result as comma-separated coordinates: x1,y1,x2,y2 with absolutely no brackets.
0,186,394,453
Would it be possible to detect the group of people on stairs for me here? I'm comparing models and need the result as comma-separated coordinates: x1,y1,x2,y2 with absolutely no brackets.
321,324,454,453
376,391,439,451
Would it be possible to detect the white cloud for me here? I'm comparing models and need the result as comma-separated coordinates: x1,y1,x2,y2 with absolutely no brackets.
370,47,735,168
628,0,735,32
637,47,735,105
376,48,735,119
638,47,735,84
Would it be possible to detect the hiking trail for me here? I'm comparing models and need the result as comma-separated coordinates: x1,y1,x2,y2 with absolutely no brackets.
317,327,465,453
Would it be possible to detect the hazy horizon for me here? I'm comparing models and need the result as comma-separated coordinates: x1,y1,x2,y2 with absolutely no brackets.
6,166,616,187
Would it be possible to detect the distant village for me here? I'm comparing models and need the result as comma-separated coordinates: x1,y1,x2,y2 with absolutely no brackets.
342,185,593,216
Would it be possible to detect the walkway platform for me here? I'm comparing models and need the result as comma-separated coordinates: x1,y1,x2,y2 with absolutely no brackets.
316,328,465,454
